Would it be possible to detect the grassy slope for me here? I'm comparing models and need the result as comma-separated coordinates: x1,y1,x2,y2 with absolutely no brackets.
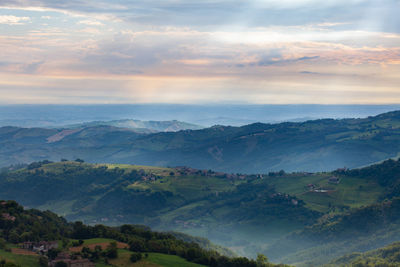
107,251,206,267
73,238,206,267
264,173,384,213
2,160,396,261
329,241,400,266
0,248,40,267
34,162,241,217
0,161,318,258
266,198,400,266
146,253,206,267
0,240,205,267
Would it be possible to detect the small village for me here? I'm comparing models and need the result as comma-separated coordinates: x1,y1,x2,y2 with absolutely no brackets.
306,176,340,193
13,241,95,267
174,166,249,180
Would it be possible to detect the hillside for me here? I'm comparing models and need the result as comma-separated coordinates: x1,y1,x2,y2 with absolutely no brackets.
3,159,400,260
1,110,400,172
3,159,400,264
329,241,400,266
0,161,320,257
266,198,400,266
0,126,145,167
253,158,400,266
0,200,287,267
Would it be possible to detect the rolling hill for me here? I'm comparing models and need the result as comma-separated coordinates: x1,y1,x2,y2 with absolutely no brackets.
3,158,400,262
263,158,400,266
1,200,280,267
0,161,320,257
1,110,400,172
266,198,400,266
329,241,400,266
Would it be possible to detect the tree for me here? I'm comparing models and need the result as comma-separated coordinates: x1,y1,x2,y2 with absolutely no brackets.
54,262,68,267
3,262,19,267
256,254,269,267
61,238,69,249
106,242,118,259
47,248,60,260
8,230,19,243
129,238,146,252
0,238,6,249
130,252,142,263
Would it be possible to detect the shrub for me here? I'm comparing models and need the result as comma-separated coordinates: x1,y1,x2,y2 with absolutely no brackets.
130,252,142,263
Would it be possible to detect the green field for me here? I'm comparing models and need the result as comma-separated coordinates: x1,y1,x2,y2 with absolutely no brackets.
0,248,40,267
67,238,207,267
0,238,206,267
106,249,206,267
104,164,174,176
128,175,238,200
265,173,384,212
146,253,206,267
82,238,119,245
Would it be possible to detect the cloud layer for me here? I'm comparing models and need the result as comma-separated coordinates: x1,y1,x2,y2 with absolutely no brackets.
0,0,399,104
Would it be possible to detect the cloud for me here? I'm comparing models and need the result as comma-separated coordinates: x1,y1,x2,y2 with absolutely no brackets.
0,0,398,32
257,56,320,66
0,61,44,74
0,15,30,25
315,22,350,27
23,61,44,74
300,71,321,75
0,0,399,104
78,20,104,26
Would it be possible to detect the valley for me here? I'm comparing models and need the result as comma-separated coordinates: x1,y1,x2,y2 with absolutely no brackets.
2,156,400,265
2,110,400,265
1,0,399,264
1,200,282,267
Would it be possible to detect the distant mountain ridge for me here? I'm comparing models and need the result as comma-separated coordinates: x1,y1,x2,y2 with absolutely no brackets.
62,119,204,132
2,104,399,127
1,110,400,172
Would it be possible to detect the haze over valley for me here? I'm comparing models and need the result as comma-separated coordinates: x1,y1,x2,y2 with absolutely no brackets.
1,0,400,266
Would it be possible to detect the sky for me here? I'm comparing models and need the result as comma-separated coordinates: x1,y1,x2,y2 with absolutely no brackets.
0,0,399,104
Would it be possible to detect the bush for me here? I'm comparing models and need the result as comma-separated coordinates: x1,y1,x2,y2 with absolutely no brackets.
54,262,68,267
72,240,84,247
130,252,142,263
105,242,118,259
0,238,6,249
